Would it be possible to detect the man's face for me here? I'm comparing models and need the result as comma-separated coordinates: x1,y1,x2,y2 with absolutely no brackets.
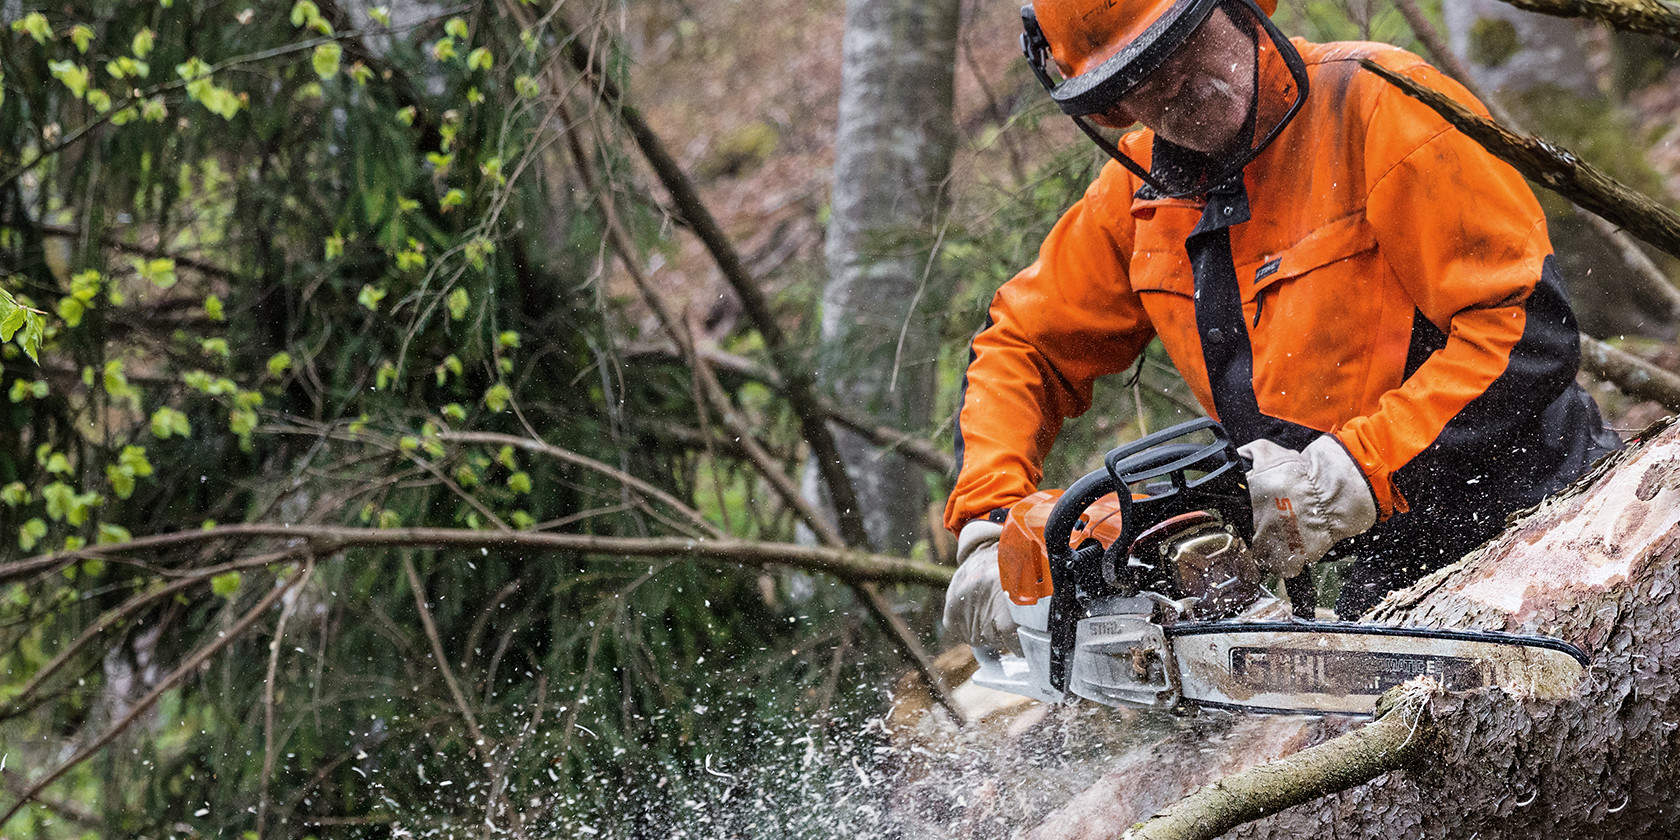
1089,8,1256,155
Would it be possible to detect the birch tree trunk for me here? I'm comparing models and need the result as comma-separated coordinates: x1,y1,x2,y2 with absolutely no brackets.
820,0,960,552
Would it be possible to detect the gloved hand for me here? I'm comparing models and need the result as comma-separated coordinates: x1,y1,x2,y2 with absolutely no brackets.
942,519,1020,655
1239,435,1378,578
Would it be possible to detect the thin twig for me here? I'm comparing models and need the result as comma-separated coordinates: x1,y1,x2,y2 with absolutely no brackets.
258,560,316,839
402,555,487,752
0,565,306,831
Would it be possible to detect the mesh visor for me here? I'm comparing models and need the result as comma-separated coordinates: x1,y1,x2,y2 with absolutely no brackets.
1024,0,1308,197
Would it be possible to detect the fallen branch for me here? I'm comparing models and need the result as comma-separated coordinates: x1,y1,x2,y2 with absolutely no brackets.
1491,0,1680,42
1122,684,1434,840
1360,59,1680,259
1580,335,1680,410
0,524,955,588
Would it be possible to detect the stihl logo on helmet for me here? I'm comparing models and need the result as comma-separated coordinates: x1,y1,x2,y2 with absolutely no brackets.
1021,0,1307,198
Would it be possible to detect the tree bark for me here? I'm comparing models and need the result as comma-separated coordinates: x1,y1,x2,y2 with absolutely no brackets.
821,0,961,552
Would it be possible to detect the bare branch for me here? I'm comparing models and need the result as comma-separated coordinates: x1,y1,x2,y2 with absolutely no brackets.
0,524,954,588
402,556,488,752
1490,0,1680,41
1123,684,1433,840
436,430,722,537
1580,336,1680,411
1359,60,1680,259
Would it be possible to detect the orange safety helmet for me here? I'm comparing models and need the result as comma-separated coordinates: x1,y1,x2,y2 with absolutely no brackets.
1021,0,1307,197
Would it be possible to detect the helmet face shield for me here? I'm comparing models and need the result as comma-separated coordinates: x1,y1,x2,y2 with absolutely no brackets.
1022,0,1308,198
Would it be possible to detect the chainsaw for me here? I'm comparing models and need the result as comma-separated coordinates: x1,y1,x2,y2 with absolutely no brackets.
971,417,1588,715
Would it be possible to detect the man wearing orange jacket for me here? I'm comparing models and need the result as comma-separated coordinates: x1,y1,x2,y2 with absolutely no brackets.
943,0,1621,648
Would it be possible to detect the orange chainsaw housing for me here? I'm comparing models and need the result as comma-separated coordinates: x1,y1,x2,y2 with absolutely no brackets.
997,490,1127,606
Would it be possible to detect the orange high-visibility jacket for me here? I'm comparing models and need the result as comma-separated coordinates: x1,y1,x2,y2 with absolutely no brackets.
945,40,1618,550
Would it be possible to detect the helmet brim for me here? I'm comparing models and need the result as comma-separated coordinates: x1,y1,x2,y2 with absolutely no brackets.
1046,0,1223,116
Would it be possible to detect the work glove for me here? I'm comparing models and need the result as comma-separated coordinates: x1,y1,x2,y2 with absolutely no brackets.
942,519,1020,656
1240,435,1378,578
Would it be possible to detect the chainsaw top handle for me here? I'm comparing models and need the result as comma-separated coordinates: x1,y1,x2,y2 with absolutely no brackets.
1042,417,1252,588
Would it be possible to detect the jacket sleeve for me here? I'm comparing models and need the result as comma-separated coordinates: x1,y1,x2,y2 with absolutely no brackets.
1334,59,1580,516
943,171,1154,533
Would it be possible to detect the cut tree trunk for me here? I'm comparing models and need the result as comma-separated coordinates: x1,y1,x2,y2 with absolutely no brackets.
897,416,1680,838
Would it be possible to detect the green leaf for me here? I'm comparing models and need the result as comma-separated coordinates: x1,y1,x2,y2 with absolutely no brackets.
119,445,154,477
45,453,71,475
497,330,521,349
324,234,344,260
18,519,46,552
483,383,511,412
514,75,540,98
395,249,425,272
229,407,258,437
357,285,386,311
204,294,225,321
467,47,493,72
56,296,86,327
444,355,463,376
70,270,101,301
107,464,136,499
96,524,131,545
454,463,478,487
395,106,417,126
348,61,372,85
440,188,465,210
377,509,401,528
370,6,391,25
48,61,91,100
375,362,396,390
446,287,470,320
431,38,457,62
141,97,167,122
441,403,466,423
70,24,94,53
444,17,469,39
200,337,230,359
312,43,342,80
134,257,177,289
267,352,293,377
507,471,532,493
496,445,517,470
132,28,155,58
12,13,51,45
86,89,112,113
151,406,192,439
510,510,535,529
398,435,419,453
42,483,73,521
210,571,242,598
1,483,27,506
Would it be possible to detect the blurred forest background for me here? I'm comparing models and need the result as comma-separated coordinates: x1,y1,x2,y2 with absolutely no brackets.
0,0,1675,836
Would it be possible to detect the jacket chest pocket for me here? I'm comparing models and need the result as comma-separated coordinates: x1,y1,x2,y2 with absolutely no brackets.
1237,215,1387,426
